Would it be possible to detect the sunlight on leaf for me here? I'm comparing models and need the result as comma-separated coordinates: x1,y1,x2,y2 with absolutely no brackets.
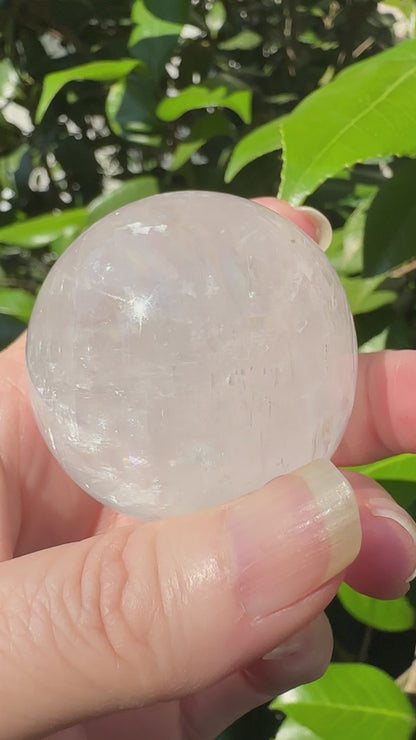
0,288,34,324
340,274,397,315
36,60,141,123
352,453,416,481
275,718,323,739
87,176,159,225
338,583,415,632
0,209,87,248
272,664,415,740
157,83,252,123
218,30,262,50
206,1,227,38
280,40,416,205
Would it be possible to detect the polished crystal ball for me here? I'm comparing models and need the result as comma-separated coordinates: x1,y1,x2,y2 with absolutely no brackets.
26,191,357,520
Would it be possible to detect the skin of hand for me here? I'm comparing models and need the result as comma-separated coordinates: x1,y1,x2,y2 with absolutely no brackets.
0,200,414,740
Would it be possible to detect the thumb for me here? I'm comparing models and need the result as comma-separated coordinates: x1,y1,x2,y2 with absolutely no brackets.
0,459,360,739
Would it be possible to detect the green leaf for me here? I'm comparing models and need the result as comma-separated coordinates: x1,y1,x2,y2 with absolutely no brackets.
0,144,30,191
279,40,416,205
36,60,141,123
170,111,232,171
298,30,338,50
364,159,416,276
157,82,252,123
225,117,283,182
340,275,397,315
87,176,159,225
0,288,34,323
0,209,87,248
51,179,159,252
218,30,262,51
170,137,207,171
106,72,159,141
327,221,367,278
276,719,323,739
349,453,416,518
352,453,416,481
206,1,226,38
355,311,413,354
129,0,189,80
338,583,415,632
51,227,82,257
332,196,375,276
131,0,189,27
271,664,416,740
359,328,389,353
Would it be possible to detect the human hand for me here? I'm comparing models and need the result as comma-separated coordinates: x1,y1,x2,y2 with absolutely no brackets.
0,202,415,740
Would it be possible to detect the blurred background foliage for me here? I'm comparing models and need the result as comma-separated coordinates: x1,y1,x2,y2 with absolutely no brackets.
2,1,416,738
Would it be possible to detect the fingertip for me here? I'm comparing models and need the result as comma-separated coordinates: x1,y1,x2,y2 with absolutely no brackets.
227,460,361,622
252,197,322,244
296,206,333,251
344,472,416,599
345,513,415,600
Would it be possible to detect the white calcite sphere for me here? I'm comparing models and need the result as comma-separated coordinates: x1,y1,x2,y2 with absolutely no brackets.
26,191,357,520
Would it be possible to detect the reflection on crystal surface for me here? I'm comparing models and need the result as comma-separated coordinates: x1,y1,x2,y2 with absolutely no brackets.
26,191,357,520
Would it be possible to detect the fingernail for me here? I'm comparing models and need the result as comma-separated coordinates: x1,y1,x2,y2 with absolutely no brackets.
370,501,416,583
297,207,332,251
227,460,361,621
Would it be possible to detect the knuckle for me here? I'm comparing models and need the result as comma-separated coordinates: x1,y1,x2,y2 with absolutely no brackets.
78,526,142,664
121,524,189,691
78,524,187,693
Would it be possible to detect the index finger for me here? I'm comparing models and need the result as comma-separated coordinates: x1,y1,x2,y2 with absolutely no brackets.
334,350,416,466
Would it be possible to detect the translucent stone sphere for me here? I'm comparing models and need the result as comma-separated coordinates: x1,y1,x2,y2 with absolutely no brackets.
26,191,357,520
